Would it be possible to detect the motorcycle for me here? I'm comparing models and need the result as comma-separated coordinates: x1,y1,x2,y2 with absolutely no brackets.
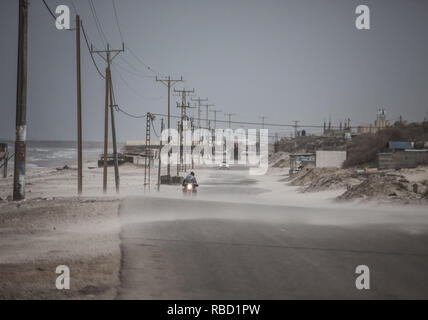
182,182,198,195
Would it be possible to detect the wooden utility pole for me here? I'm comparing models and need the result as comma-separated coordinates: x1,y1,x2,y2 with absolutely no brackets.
13,0,28,201
174,88,195,172
210,108,221,156
76,15,83,195
259,116,267,129
108,69,119,193
144,113,155,190
224,112,236,129
156,76,183,178
202,103,215,129
157,118,164,192
190,118,195,169
191,97,208,129
293,120,299,138
103,67,109,193
210,108,222,130
90,43,124,193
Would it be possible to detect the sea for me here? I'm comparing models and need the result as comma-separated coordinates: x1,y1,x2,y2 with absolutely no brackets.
1,140,125,169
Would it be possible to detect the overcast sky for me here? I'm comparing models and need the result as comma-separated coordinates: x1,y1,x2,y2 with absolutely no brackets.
1,0,427,142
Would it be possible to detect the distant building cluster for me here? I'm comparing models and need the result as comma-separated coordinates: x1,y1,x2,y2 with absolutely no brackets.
357,108,390,134
323,118,351,137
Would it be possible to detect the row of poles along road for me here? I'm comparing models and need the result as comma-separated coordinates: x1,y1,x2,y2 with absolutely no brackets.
11,0,244,198
10,0,361,200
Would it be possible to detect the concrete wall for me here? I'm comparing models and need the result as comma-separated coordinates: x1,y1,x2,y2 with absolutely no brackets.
316,151,347,168
379,151,428,169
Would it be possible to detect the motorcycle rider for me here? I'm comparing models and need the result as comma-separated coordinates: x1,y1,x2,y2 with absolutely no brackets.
183,171,198,186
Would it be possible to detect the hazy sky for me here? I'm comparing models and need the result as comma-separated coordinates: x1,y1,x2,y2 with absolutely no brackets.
1,0,427,141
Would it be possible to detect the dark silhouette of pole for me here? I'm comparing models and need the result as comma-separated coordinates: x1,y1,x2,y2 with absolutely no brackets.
224,112,236,129
76,15,83,195
156,76,183,177
13,0,28,201
103,64,109,193
157,118,164,192
109,69,119,193
191,97,208,128
90,43,124,193
259,116,267,129
202,103,215,128
210,108,222,130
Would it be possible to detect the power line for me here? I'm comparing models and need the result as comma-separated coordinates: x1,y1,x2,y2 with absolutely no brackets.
126,45,163,77
70,0,78,13
117,55,155,78
81,22,105,79
111,0,124,43
151,118,160,137
108,0,164,79
88,0,108,48
112,65,162,100
41,0,56,20
116,106,147,118
41,0,105,79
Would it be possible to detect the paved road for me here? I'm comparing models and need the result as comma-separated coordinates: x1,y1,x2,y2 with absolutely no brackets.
117,169,428,299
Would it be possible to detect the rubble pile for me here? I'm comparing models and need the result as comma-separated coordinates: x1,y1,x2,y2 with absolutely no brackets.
289,167,362,192
339,174,428,203
288,166,428,204
269,152,290,168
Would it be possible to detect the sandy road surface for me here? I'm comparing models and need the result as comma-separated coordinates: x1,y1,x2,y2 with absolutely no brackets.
118,168,428,299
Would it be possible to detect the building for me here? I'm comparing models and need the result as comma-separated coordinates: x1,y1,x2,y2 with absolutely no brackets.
323,118,351,137
358,108,390,134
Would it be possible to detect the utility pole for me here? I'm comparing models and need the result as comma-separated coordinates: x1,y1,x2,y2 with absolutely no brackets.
196,103,201,128
90,43,124,193
176,101,195,172
209,108,221,157
157,118,164,192
202,103,215,128
144,113,154,190
224,112,236,129
108,69,119,193
190,118,195,169
156,76,183,178
13,0,28,201
293,120,299,138
76,15,83,195
103,67,109,193
174,88,195,172
191,97,208,129
177,121,180,176
259,116,267,129
210,108,222,130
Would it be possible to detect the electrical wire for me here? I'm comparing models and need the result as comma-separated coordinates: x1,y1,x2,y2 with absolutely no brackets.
111,0,124,43
42,0,56,20
109,0,165,81
117,55,155,78
110,75,148,118
81,22,106,79
41,0,105,79
116,106,147,119
125,45,164,77
151,118,160,137
88,0,108,48
112,65,163,100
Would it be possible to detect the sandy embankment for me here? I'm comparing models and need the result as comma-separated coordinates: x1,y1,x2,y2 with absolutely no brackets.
0,161,165,299
268,151,428,205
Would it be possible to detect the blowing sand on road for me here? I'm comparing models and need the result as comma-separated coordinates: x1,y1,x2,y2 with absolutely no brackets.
1,163,427,299
1,0,428,309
